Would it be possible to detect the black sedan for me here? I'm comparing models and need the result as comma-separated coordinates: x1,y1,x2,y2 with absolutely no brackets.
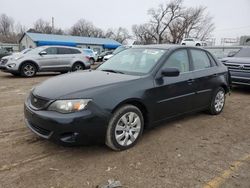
24,45,230,151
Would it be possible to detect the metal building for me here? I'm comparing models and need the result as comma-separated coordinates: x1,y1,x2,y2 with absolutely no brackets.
19,32,121,54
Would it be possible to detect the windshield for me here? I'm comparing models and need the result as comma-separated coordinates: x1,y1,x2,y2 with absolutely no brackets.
26,47,46,54
98,48,166,75
113,46,129,55
21,48,32,54
234,48,250,58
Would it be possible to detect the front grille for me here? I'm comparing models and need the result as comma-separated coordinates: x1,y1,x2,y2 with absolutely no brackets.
30,94,50,110
224,62,250,72
0,59,8,65
29,122,52,137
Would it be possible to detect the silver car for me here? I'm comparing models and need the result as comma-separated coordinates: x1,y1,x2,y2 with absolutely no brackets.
0,46,90,77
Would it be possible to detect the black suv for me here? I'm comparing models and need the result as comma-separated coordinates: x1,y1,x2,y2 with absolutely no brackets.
221,47,250,86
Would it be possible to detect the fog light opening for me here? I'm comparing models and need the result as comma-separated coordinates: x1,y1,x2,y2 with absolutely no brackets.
60,132,79,143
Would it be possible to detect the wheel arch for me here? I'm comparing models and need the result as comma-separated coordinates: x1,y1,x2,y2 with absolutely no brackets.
220,84,230,94
19,60,39,72
112,99,149,129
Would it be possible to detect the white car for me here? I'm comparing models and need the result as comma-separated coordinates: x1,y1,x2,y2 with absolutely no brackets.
181,38,206,46
103,45,132,61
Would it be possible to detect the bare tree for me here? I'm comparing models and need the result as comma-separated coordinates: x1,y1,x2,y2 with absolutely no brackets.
0,14,19,43
105,27,130,44
32,19,64,34
0,14,14,36
70,19,104,37
133,2,215,45
33,19,53,34
147,0,183,44
15,23,26,35
132,24,156,44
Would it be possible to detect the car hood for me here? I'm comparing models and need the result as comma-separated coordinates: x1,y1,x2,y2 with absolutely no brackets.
221,57,250,64
33,70,141,100
2,53,23,60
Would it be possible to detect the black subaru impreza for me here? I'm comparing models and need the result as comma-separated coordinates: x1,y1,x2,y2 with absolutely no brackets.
24,45,230,151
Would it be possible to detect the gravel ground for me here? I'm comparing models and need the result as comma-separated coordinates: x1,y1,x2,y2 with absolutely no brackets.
0,71,249,188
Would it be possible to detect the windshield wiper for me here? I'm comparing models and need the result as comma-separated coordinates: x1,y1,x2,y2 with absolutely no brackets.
101,69,124,74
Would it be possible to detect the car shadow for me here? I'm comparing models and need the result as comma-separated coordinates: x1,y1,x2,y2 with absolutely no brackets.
231,85,250,94
0,72,61,79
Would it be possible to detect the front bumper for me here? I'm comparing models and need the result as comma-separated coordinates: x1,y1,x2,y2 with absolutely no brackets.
230,70,250,86
0,62,19,73
24,100,110,145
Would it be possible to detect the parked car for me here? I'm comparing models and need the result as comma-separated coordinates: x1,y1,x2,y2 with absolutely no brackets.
0,48,11,59
103,45,132,61
204,46,242,60
0,46,90,77
24,45,230,151
181,38,206,46
97,51,113,62
82,49,97,64
221,47,250,86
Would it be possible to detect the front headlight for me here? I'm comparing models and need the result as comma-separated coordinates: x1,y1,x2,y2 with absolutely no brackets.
48,99,92,113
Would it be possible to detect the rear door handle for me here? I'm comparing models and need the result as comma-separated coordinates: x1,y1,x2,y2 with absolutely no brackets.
212,73,218,77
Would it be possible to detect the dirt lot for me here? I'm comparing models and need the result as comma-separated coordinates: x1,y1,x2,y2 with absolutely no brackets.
0,71,250,188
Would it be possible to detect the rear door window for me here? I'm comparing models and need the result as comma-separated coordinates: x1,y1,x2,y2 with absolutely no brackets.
190,49,212,70
58,48,72,54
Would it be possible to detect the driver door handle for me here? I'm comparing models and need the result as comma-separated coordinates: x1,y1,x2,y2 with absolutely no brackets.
187,79,195,85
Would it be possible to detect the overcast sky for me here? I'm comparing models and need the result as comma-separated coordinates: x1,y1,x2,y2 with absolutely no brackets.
1,0,250,43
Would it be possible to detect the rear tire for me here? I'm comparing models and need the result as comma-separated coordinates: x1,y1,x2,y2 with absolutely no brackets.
20,62,37,77
89,58,95,65
208,87,226,115
196,43,201,46
106,105,144,151
72,63,85,71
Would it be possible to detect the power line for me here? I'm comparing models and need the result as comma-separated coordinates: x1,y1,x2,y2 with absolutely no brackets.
215,25,250,32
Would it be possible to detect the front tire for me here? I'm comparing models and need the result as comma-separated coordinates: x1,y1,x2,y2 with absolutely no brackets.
208,87,226,115
196,43,201,46
20,62,37,77
106,105,144,151
72,62,85,71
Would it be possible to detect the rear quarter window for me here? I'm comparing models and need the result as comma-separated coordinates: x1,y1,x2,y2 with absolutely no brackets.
70,49,81,54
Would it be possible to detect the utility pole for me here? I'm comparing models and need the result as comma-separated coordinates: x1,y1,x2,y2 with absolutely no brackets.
52,17,54,33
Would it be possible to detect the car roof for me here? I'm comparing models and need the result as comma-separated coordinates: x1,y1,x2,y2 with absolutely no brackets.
132,44,203,50
38,45,81,50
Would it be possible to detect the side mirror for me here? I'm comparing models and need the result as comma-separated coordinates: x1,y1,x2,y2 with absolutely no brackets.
39,51,47,56
161,67,180,77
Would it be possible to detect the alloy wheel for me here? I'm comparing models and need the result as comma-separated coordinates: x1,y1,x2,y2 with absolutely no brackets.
115,112,141,146
214,90,225,112
23,64,35,77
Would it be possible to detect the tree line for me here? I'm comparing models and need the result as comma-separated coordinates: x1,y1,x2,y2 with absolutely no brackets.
0,0,214,45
